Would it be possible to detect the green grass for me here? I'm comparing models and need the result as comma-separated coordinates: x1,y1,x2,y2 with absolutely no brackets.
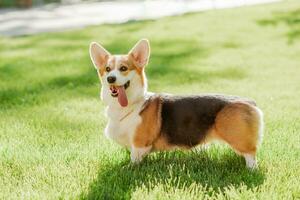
1,1,300,199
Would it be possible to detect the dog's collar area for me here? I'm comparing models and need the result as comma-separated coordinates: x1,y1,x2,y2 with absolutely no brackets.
118,97,144,121
119,109,134,121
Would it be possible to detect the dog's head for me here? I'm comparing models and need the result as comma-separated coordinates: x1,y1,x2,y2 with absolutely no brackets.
89,39,150,107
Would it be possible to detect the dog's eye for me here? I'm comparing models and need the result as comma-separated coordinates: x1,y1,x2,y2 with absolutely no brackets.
120,66,128,72
105,67,111,72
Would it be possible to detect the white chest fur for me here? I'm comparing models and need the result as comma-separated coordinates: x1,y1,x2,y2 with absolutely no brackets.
104,100,145,148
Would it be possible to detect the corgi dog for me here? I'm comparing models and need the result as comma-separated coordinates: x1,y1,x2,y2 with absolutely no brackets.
89,39,264,169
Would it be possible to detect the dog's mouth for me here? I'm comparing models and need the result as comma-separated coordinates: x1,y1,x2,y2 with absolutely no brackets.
109,81,130,107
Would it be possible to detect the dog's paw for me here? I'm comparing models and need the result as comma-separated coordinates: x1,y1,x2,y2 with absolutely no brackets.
130,155,143,164
130,146,152,164
244,154,258,169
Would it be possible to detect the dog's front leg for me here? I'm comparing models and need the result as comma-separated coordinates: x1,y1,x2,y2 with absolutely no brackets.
130,146,152,163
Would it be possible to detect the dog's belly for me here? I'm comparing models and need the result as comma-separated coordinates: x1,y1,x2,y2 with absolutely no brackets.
105,112,142,148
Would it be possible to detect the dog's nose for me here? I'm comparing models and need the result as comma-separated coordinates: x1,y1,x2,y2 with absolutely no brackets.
107,76,116,83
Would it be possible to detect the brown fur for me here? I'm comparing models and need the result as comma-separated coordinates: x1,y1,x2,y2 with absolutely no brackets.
133,97,162,148
107,56,116,70
128,55,145,86
96,54,110,76
133,96,261,156
134,98,259,155
210,102,260,155
153,135,174,150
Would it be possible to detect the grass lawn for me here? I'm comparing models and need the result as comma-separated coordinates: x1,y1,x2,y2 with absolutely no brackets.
1,0,300,199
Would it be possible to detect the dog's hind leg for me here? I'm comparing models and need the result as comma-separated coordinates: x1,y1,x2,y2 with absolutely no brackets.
212,102,264,169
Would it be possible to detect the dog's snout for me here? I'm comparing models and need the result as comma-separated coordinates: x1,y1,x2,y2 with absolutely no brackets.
107,76,116,83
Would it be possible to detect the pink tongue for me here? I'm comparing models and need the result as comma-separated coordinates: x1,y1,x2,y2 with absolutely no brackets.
117,86,128,107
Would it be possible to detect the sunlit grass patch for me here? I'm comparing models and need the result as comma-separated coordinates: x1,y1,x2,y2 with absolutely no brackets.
0,0,300,199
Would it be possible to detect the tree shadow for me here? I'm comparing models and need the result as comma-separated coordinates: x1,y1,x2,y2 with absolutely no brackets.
0,68,97,110
79,150,265,199
257,8,300,44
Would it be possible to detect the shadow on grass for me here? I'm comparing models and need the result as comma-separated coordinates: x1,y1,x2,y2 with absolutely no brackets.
80,150,265,199
0,68,97,110
257,8,300,44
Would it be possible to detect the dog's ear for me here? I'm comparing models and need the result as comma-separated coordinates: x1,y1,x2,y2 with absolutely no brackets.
128,39,150,68
89,42,110,70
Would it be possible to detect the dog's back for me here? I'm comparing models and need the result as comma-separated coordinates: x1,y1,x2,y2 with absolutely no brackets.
159,94,255,147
